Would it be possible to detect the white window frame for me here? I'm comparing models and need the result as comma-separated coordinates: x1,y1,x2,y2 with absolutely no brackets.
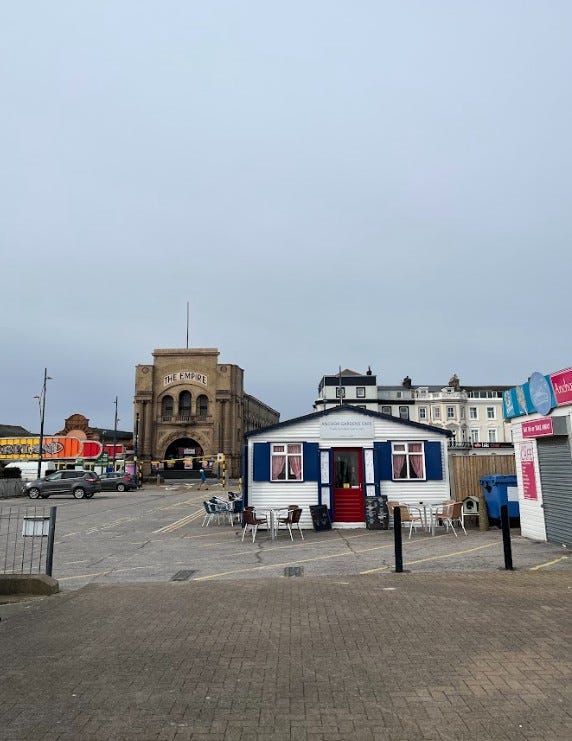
418,407,427,420
488,428,498,443
270,443,303,481
432,406,441,420
391,441,426,481
470,428,480,443
469,407,478,420
447,406,455,419
356,386,366,398
487,407,496,420
336,387,346,398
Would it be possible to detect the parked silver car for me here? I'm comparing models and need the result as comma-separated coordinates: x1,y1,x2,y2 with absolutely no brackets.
23,470,101,500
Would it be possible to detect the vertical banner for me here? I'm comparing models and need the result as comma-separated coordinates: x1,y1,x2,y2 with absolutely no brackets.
520,441,538,500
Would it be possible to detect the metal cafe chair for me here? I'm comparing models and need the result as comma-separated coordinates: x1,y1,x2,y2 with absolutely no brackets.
440,501,467,537
396,505,424,539
276,507,304,541
241,507,269,543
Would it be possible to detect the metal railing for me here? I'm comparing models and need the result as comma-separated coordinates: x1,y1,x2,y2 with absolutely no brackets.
0,505,57,577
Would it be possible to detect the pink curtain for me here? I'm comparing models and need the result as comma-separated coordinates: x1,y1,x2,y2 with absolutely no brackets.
289,455,302,479
409,443,424,479
288,444,302,480
272,456,285,480
392,454,405,478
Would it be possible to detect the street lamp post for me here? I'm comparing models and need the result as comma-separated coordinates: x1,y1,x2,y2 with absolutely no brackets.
134,411,140,488
113,396,119,470
35,368,52,479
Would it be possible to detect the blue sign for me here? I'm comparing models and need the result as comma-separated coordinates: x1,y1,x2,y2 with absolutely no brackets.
528,372,554,416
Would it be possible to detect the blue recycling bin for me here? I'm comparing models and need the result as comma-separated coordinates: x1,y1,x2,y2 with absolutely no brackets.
480,474,520,524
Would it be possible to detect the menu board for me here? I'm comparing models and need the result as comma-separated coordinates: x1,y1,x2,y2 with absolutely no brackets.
365,495,389,530
309,504,332,531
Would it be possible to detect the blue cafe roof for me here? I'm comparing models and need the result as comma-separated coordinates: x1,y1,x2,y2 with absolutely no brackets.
245,404,452,440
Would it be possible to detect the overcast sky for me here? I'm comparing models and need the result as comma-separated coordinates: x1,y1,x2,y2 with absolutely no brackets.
2,1,571,435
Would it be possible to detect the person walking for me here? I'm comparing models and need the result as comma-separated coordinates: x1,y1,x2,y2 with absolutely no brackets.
198,467,208,490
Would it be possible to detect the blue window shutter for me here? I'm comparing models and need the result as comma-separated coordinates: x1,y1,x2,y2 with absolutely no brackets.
374,442,392,480
425,441,444,480
303,443,319,481
252,442,270,481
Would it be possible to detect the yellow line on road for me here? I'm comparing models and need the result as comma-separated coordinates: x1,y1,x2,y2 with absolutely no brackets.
529,555,569,571
193,543,395,581
153,510,203,533
360,541,499,574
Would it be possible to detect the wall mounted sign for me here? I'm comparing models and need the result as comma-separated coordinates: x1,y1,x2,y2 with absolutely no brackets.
528,372,554,415
522,418,554,438
319,416,374,439
0,437,82,460
550,367,572,406
163,370,208,387
520,441,538,500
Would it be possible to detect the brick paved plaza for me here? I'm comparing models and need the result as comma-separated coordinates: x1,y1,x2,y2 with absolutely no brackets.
1,570,571,740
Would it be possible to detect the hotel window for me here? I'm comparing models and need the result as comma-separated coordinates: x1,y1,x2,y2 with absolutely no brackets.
418,407,427,420
391,442,426,480
487,407,496,419
336,387,346,398
470,428,480,443
381,405,392,415
356,387,366,398
447,406,455,419
488,429,497,443
460,407,465,419
469,407,478,419
432,407,441,420
271,443,303,481
399,406,409,420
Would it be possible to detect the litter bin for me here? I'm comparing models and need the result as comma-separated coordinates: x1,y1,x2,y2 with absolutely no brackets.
479,474,519,526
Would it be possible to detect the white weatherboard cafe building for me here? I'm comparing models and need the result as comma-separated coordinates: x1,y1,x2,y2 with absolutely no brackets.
243,405,452,528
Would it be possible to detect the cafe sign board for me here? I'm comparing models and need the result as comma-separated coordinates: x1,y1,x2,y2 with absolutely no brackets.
320,415,374,439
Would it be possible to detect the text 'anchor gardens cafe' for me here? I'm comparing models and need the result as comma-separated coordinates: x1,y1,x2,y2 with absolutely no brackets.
504,365,572,548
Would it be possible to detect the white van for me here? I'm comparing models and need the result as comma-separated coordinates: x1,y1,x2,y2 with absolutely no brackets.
4,461,57,481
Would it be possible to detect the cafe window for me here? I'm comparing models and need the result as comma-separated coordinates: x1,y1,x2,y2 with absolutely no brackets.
391,442,426,480
271,443,303,481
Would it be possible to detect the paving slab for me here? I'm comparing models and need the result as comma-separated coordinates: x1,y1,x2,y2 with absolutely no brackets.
0,572,571,740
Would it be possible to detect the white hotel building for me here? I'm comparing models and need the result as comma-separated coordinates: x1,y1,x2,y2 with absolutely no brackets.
314,369,513,447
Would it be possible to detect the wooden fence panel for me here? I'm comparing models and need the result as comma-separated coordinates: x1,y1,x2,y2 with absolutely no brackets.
449,453,516,530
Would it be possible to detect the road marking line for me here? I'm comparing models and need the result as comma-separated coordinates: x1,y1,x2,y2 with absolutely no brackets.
529,555,569,571
193,543,395,581
58,565,154,581
360,541,499,574
153,510,203,533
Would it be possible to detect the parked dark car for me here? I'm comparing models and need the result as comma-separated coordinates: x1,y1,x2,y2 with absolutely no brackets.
23,470,101,500
98,472,137,492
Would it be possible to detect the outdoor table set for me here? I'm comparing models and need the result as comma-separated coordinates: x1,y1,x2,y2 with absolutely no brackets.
241,505,304,543
388,499,467,538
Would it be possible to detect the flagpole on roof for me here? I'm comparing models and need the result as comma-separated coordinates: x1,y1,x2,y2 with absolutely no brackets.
339,365,343,406
186,301,189,349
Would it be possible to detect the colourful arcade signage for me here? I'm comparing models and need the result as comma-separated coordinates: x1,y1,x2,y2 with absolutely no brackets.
0,437,103,460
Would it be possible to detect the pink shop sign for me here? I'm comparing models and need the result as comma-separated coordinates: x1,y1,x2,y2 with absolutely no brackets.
550,367,572,406
520,442,538,500
522,418,554,438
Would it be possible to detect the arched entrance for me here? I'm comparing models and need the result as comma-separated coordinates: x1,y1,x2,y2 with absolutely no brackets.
163,437,204,478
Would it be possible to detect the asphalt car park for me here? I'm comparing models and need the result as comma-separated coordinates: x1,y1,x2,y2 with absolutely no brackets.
1,482,569,590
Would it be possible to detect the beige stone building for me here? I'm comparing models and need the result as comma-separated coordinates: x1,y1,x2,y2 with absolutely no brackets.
134,348,279,478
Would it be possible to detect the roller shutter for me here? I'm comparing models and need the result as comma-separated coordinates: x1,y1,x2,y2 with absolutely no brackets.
537,437,572,547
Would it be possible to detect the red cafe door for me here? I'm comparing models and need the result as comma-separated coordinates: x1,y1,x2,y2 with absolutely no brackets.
332,448,364,522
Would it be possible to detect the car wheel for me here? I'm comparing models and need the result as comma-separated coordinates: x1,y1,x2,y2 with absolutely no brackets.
73,487,86,499
28,487,41,499
116,483,126,492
